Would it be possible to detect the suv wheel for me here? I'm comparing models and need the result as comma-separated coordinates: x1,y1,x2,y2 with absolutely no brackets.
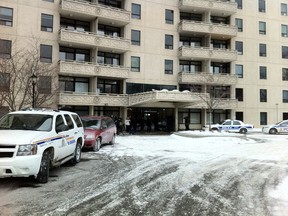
70,141,82,165
269,128,277,134
239,128,247,134
36,150,50,183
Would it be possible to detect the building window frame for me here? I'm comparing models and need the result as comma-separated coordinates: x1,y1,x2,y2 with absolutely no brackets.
132,3,141,19
260,112,267,125
259,21,266,35
235,41,243,55
259,66,267,79
131,56,140,72
165,59,173,75
283,90,288,103
165,34,173,49
38,76,51,94
259,43,267,57
281,3,288,15
165,9,174,24
235,18,243,32
259,0,266,12
236,0,242,9
41,13,53,32
236,64,243,78
0,39,12,59
282,46,288,59
282,68,288,81
131,30,141,46
0,73,10,92
260,89,267,102
40,44,52,63
236,88,243,101
0,6,13,27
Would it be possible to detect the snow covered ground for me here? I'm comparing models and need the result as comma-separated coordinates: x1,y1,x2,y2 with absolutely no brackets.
1,129,288,216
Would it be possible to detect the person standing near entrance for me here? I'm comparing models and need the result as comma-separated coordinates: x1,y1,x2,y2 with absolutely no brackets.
125,117,131,133
185,116,189,130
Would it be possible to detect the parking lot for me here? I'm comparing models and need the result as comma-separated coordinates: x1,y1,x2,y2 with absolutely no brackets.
1,131,288,216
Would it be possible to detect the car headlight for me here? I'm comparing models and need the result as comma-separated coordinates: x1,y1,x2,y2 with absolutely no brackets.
85,134,95,140
17,144,37,156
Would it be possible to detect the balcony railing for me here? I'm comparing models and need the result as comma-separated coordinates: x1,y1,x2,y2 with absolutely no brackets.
59,28,130,52
58,92,129,107
58,90,208,107
59,60,130,79
178,46,237,62
179,0,237,15
179,20,237,38
178,72,238,85
60,0,130,26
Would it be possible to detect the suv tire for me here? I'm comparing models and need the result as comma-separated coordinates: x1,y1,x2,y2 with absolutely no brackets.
36,151,50,183
70,141,82,165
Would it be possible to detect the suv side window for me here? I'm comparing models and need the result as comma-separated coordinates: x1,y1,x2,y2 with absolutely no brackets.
223,121,231,125
55,115,67,132
233,121,241,125
64,114,74,130
72,114,83,128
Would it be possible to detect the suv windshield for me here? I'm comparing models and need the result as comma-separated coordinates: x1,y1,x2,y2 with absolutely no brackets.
0,114,53,131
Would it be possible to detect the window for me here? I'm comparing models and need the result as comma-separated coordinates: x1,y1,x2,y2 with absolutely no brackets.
0,7,13,27
60,17,90,32
0,39,12,59
236,0,242,9
97,51,120,66
43,0,54,2
259,43,267,57
236,64,243,78
165,60,173,74
40,44,52,63
98,0,121,8
260,89,267,102
236,88,243,101
131,56,140,72
165,9,174,24
235,18,243,32
236,112,243,121
282,25,288,37
282,46,288,59
259,21,266,35
38,76,51,94
283,90,288,103
283,68,288,81
64,114,74,130
131,30,140,46
259,66,267,79
235,41,243,55
60,46,90,62
165,34,173,49
281,3,288,15
98,79,120,94
260,112,267,125
179,60,202,72
132,3,141,19
98,24,120,37
59,76,89,92
259,0,265,12
41,13,53,32
0,73,10,92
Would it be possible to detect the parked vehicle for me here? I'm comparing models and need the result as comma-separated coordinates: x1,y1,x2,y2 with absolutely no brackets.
262,120,288,134
81,116,117,151
0,109,84,183
210,119,254,134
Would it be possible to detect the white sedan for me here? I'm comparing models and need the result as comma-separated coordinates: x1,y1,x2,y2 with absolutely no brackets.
262,120,288,134
210,119,254,134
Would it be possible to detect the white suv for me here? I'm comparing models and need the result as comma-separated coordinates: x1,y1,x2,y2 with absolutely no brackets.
0,109,84,183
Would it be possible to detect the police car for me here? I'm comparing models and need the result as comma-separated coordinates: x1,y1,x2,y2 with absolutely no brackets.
211,119,254,134
262,120,288,134
0,109,84,183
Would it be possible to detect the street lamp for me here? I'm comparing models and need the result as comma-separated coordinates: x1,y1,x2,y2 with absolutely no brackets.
31,73,38,108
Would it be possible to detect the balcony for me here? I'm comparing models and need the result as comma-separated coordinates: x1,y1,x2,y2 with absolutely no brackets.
178,72,238,85
59,60,130,79
58,92,129,107
59,28,130,52
178,46,237,62
60,0,130,26
128,90,206,106
179,20,237,39
178,0,237,16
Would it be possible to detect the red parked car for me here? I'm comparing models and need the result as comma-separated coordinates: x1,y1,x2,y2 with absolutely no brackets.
80,116,117,151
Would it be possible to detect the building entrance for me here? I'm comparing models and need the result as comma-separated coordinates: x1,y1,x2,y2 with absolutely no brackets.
128,107,174,132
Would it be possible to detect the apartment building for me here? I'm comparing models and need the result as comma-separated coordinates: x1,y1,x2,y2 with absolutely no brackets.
0,0,288,131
